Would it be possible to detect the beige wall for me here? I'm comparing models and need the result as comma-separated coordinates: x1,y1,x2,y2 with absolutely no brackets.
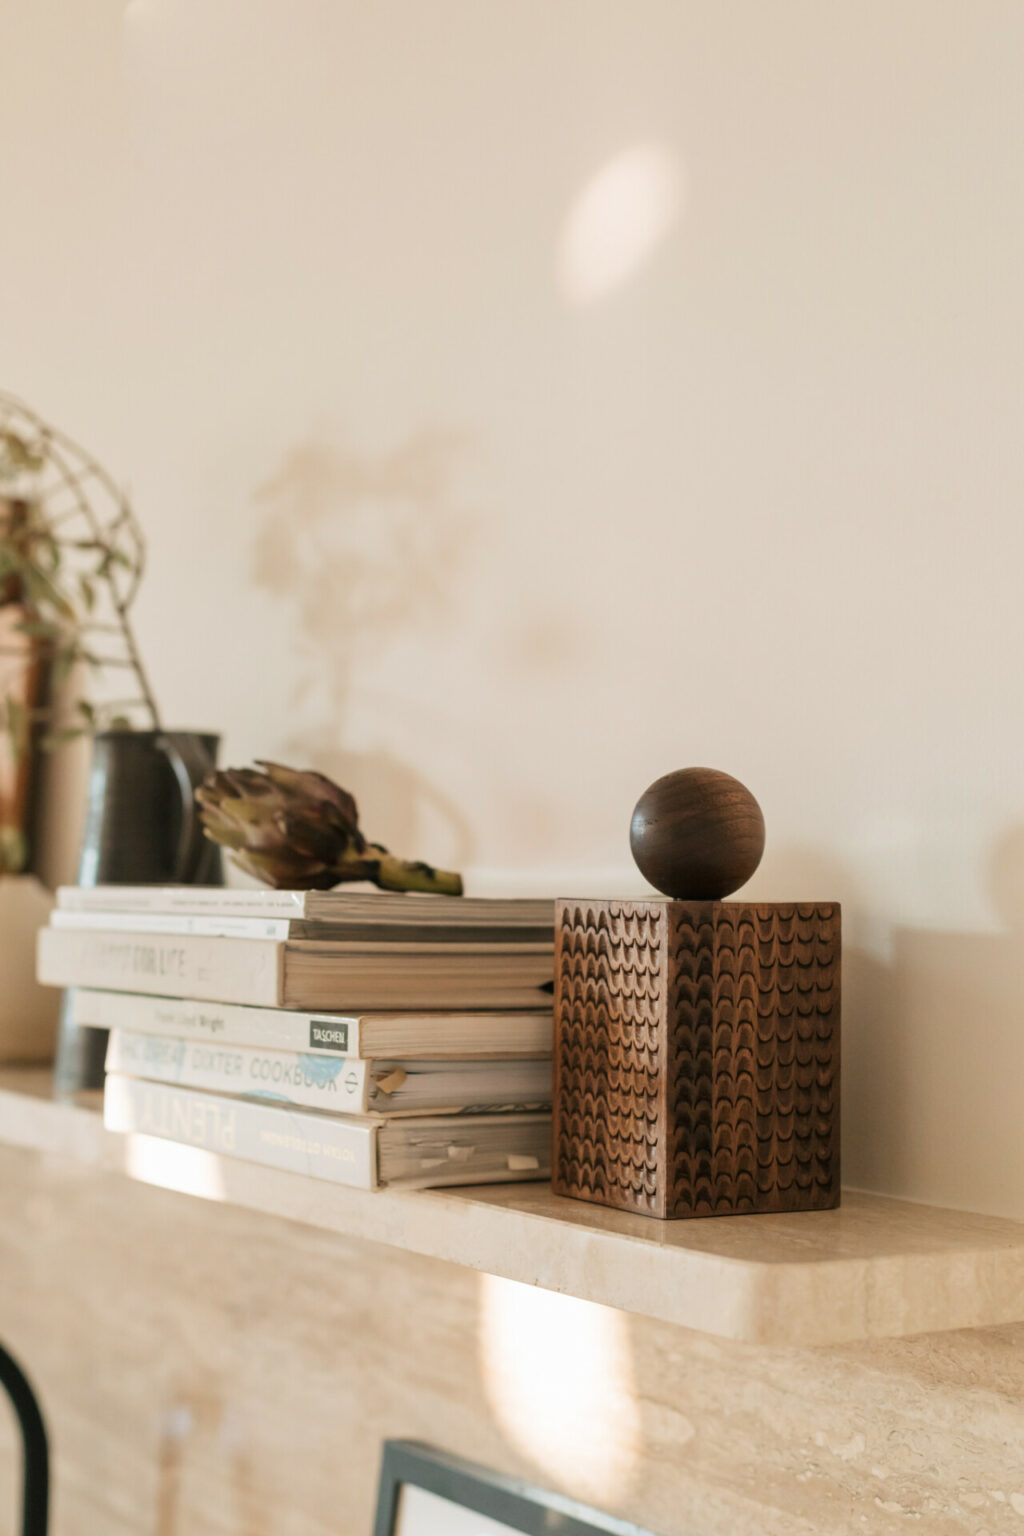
3,4,1024,1214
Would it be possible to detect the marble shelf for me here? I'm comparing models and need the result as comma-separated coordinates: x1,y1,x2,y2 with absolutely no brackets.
2,1067,1023,1347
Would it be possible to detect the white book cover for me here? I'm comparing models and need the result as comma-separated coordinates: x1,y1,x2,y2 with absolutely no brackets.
75,989,364,1054
38,927,284,1006
52,910,297,940
105,1028,377,1112
57,885,554,927
103,1075,552,1190
103,1073,379,1188
38,927,554,1011
72,989,554,1060
105,1029,553,1116
59,885,311,917
50,908,553,944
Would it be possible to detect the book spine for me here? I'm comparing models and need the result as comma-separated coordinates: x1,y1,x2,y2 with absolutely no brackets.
71,990,363,1056
51,912,552,952
52,911,296,940
37,928,283,1007
56,885,306,917
106,1029,372,1113
51,911,553,945
103,1074,378,1188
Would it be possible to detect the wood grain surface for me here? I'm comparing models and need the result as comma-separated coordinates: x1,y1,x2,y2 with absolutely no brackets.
553,900,840,1219
628,768,765,900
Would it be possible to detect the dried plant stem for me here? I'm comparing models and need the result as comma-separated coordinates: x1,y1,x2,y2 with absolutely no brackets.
107,587,160,731
21,408,161,731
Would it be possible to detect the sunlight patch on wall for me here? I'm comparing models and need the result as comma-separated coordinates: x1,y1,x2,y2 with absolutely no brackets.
477,1274,640,1502
125,1132,226,1201
557,142,682,304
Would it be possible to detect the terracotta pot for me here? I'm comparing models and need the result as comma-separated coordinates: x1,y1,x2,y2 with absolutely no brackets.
0,875,58,1063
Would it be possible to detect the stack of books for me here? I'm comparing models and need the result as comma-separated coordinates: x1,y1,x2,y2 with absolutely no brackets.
37,885,556,1192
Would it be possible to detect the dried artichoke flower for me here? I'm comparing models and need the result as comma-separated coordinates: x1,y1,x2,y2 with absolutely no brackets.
196,760,464,896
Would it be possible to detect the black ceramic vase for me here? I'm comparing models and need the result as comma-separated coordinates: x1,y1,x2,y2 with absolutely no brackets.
53,729,224,1095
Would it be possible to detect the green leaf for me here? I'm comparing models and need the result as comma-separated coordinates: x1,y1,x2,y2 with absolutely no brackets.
0,432,43,474
52,645,79,686
39,538,61,575
76,700,96,724
5,695,28,759
39,726,86,750
12,617,62,640
20,564,75,620
0,825,27,875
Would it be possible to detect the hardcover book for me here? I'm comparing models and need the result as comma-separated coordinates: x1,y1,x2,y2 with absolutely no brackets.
105,1028,553,1116
57,885,554,935
37,927,554,1012
72,989,553,1059
50,908,553,945
103,1074,552,1190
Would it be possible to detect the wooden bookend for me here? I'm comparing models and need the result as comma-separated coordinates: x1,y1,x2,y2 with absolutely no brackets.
552,900,841,1219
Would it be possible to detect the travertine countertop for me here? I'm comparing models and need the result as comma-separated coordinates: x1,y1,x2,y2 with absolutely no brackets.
2,1067,1023,1346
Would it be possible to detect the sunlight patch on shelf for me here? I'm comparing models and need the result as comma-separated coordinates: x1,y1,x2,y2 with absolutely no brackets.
125,1132,226,1201
557,142,682,304
477,1274,639,1502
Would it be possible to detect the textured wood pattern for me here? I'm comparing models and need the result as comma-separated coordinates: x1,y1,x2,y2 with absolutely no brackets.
553,900,840,1218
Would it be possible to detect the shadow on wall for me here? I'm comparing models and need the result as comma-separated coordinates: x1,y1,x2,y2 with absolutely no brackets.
251,430,476,867
755,845,890,1201
880,822,1024,1215
765,833,1024,1218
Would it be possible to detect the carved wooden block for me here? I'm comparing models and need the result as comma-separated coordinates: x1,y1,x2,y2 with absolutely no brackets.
552,899,840,1219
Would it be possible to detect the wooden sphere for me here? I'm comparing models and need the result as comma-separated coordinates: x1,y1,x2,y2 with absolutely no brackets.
629,767,765,899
